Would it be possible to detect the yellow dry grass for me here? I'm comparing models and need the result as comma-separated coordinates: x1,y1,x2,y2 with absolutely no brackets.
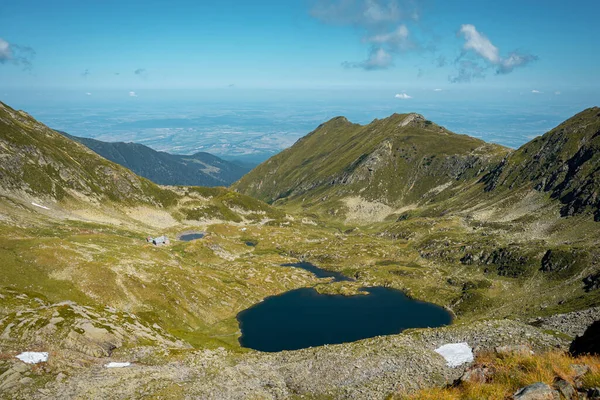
402,351,600,400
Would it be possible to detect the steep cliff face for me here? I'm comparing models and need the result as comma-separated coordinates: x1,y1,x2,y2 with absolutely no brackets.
482,107,600,220
233,113,508,208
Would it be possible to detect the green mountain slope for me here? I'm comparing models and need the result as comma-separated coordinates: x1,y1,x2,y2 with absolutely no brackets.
0,101,177,207
62,132,250,187
0,100,285,225
482,107,600,220
233,113,508,213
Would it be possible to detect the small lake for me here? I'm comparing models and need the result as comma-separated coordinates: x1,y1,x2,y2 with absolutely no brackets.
179,233,205,242
280,261,353,282
237,286,452,352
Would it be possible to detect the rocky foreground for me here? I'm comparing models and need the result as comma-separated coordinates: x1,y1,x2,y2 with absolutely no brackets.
1,319,570,399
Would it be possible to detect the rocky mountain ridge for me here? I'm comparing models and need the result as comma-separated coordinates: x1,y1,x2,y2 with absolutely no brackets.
234,108,600,225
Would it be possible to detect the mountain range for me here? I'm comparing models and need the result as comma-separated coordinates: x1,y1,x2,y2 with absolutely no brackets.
0,99,599,399
234,108,600,224
61,132,250,187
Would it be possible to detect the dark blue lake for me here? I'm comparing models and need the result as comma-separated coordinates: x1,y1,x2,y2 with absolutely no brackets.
179,233,204,241
237,286,452,352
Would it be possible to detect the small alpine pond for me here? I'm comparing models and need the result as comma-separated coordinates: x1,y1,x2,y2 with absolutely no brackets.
179,232,205,242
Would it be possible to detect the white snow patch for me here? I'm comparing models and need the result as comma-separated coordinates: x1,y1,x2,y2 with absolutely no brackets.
104,362,131,368
434,343,474,367
31,202,50,210
16,352,49,364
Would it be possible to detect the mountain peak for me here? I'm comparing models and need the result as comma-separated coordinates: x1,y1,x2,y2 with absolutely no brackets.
233,112,505,209
397,112,425,127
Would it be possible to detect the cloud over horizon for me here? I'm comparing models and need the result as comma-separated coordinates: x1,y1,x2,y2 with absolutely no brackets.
0,38,35,70
312,3,538,82
312,0,421,70
451,24,537,82
395,92,412,99
343,48,393,70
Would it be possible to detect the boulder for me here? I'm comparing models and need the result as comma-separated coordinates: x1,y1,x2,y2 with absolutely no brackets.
513,382,560,400
459,364,492,384
570,364,591,389
570,320,600,356
553,378,577,400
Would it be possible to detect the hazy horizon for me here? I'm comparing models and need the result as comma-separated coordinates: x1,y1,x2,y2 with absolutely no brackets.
2,87,596,163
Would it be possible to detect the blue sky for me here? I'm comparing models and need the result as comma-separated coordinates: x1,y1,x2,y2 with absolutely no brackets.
1,0,598,94
0,1,598,161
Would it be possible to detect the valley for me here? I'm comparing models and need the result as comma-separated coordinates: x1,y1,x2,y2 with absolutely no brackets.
0,101,599,399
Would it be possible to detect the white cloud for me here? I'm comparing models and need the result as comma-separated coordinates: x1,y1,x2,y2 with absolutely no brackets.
363,0,401,24
555,91,561,95
0,37,35,69
365,24,413,51
459,24,500,64
312,1,423,71
343,48,393,70
454,24,537,81
129,91,138,97
311,0,415,26
433,88,443,92
0,38,11,62
85,92,92,96
395,93,412,99
497,51,538,74
531,89,541,94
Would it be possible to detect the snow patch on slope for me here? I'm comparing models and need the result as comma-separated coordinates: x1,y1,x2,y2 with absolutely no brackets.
16,352,48,364
105,362,131,368
434,343,474,367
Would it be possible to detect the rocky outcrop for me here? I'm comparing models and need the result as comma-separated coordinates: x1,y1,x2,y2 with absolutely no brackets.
7,319,566,400
584,272,600,292
540,249,590,274
528,306,600,338
513,382,559,400
0,292,188,358
570,320,600,356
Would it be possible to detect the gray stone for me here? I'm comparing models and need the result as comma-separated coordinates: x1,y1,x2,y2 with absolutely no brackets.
513,382,560,400
571,364,591,380
19,377,34,386
528,306,600,338
554,378,577,399
460,365,492,384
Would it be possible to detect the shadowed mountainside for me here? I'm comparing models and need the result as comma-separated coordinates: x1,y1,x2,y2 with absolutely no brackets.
62,132,250,187
482,106,600,220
